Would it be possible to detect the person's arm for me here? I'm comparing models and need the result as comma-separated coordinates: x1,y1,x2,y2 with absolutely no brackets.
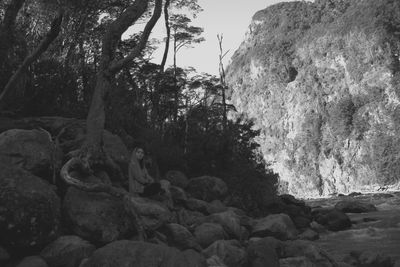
129,161,148,184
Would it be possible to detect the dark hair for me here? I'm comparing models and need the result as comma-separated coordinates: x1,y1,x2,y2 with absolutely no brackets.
134,147,145,169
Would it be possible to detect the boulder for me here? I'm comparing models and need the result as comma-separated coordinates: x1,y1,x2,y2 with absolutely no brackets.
247,237,280,267
170,186,188,205
185,198,211,214
161,223,201,251
207,200,228,214
16,256,48,267
343,250,394,267
206,255,227,267
102,130,130,168
194,223,226,248
282,240,337,266
175,209,205,228
334,201,377,213
0,165,60,249
165,170,189,188
279,256,315,267
83,240,206,267
186,176,228,202
0,129,54,177
313,208,351,231
63,188,135,244
298,228,319,241
40,235,95,267
203,240,247,267
204,210,243,240
251,213,298,240
128,196,174,230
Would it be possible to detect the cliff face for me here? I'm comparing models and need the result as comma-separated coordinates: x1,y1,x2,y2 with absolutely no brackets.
226,0,400,197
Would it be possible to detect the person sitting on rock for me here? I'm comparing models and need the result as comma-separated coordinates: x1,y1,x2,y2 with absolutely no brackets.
128,146,155,195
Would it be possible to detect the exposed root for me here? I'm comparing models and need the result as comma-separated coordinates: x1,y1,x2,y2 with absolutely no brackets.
60,157,146,240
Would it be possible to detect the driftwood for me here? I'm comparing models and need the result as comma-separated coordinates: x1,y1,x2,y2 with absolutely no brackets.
60,157,147,240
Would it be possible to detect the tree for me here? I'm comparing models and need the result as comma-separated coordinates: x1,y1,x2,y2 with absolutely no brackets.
0,2,64,110
78,0,162,171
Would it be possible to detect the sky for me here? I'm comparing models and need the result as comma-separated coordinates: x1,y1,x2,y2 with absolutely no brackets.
148,0,295,75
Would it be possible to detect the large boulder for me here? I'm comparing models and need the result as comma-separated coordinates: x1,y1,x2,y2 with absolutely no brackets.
102,130,130,169
247,238,280,267
165,170,189,188
40,235,95,267
83,240,206,267
203,240,247,267
128,196,174,230
186,176,228,202
160,223,201,251
251,213,298,240
226,0,400,197
204,210,243,240
313,208,351,231
194,223,226,248
0,165,60,250
334,200,377,213
0,129,54,177
63,188,135,244
16,256,48,267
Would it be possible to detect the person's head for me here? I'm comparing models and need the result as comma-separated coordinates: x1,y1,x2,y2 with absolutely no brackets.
134,147,145,161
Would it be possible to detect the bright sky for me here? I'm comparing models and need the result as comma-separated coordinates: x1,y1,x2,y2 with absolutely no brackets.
149,0,295,75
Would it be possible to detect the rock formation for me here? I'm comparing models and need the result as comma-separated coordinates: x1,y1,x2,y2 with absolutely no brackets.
226,0,400,197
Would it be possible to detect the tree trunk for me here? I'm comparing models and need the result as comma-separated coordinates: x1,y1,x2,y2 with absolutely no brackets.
82,0,162,161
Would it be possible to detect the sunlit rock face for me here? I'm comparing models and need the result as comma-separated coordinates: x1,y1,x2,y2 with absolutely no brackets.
226,0,400,197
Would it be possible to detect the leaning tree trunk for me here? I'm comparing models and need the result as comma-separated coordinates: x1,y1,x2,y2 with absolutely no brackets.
81,0,162,162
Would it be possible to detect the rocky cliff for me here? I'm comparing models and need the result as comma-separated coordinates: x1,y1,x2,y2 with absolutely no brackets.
226,0,400,197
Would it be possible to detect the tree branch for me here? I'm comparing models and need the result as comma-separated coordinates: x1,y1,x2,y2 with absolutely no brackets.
109,0,162,73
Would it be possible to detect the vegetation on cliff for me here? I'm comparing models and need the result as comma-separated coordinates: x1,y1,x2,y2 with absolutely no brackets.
227,0,400,197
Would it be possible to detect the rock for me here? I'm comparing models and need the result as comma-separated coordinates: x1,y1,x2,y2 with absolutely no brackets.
313,208,351,231
170,186,188,205
334,200,377,213
247,238,280,267
226,0,400,197
83,240,206,267
40,235,95,267
194,223,226,248
279,256,314,267
165,170,189,188
206,255,227,267
185,198,211,214
204,210,243,240
280,194,306,207
161,223,201,251
203,240,247,267
175,209,205,228
298,228,319,241
282,240,336,266
63,188,135,244
0,164,60,250
102,130,130,175
0,129,54,177
207,200,228,214
129,196,174,230
186,176,228,202
343,250,394,267
292,215,312,230
16,256,48,267
251,213,298,240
